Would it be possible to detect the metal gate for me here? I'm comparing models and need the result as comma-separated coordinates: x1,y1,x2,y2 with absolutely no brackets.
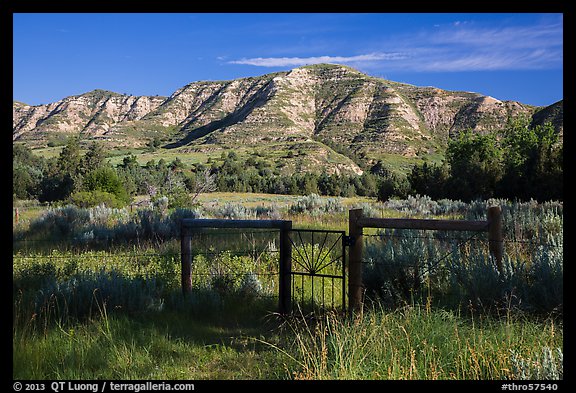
288,229,347,314
180,219,347,315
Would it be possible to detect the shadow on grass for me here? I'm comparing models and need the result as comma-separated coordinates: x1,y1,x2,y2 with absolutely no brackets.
13,284,295,379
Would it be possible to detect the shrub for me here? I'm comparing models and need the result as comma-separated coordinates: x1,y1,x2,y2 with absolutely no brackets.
362,198,563,316
68,190,125,208
447,249,523,313
13,260,58,293
510,347,563,380
25,204,202,244
88,204,130,227
363,230,447,308
288,194,343,215
223,203,257,220
381,195,468,216
33,270,165,323
255,204,282,220
524,242,563,315
82,167,130,207
239,272,263,299
28,205,92,237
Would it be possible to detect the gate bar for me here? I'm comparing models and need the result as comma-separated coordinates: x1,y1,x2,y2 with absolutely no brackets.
182,218,291,229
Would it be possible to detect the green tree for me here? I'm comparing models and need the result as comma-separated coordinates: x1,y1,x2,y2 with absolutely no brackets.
407,162,450,200
79,142,107,175
121,154,139,169
299,173,319,195
377,172,409,202
499,119,562,201
38,139,83,202
13,164,36,199
39,170,75,203
369,160,390,177
68,190,125,208
358,173,378,197
146,136,162,151
82,167,130,206
169,157,186,172
13,144,45,199
56,138,82,176
446,131,503,201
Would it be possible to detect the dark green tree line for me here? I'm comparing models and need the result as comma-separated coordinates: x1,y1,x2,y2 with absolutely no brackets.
404,119,562,202
13,118,562,209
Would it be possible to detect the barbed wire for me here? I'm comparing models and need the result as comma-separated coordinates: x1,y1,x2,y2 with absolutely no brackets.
13,253,167,259
12,238,560,260
12,229,281,242
13,232,561,246
363,231,561,248
13,249,281,259
361,228,488,275
13,222,561,266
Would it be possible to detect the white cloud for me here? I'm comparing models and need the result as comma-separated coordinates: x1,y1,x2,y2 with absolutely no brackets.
409,19,563,71
228,17,562,73
229,52,407,67
429,23,563,50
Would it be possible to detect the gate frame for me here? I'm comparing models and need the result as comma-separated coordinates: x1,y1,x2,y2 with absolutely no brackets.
180,218,293,314
348,206,503,314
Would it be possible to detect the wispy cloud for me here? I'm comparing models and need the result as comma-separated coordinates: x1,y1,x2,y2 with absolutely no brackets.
413,21,563,72
428,22,562,49
228,18,562,73
229,52,407,67
419,49,562,72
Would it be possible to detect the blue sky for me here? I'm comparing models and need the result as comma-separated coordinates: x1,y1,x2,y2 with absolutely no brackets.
13,13,563,107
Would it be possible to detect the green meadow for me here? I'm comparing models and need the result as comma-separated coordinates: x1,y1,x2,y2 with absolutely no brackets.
13,195,563,380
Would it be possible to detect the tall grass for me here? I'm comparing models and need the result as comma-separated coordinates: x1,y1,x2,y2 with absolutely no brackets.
276,306,562,380
13,298,288,380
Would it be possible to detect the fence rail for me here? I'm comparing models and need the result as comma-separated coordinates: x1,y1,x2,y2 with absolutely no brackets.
356,217,489,232
348,206,503,314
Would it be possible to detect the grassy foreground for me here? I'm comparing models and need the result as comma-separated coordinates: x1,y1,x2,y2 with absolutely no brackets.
13,298,562,380
283,306,562,380
13,299,288,380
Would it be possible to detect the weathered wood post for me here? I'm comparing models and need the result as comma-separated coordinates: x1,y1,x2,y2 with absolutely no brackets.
487,206,504,274
348,209,364,315
278,220,293,314
181,224,193,295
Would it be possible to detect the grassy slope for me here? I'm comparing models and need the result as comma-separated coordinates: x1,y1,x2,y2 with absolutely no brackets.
32,141,364,176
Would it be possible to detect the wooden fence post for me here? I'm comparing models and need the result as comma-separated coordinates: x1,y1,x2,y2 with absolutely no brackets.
487,206,504,273
279,221,293,314
348,209,364,315
181,225,192,295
